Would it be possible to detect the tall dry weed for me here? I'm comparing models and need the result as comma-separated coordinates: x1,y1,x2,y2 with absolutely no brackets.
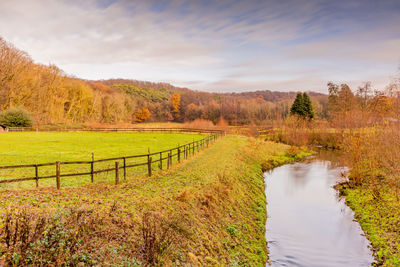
183,119,215,129
343,123,400,199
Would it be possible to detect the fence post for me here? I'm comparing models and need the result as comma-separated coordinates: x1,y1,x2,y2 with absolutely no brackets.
148,156,152,177
159,152,163,170
35,164,39,188
178,148,181,163
91,153,94,183
123,157,126,180
115,161,119,185
170,152,172,167
167,152,171,169
56,161,61,190
192,142,195,156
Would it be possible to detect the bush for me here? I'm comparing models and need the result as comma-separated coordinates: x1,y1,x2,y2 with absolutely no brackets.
0,108,33,127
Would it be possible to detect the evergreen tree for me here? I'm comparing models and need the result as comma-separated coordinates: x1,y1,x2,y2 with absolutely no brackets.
290,93,305,116
302,92,314,119
290,92,314,119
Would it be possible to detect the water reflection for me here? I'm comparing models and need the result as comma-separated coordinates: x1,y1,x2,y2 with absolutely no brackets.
264,153,374,267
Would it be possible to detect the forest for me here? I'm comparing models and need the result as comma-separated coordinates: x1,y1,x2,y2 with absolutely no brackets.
0,36,327,126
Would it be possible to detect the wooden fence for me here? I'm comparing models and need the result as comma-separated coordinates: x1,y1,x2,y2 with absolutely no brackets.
8,127,223,134
0,128,225,189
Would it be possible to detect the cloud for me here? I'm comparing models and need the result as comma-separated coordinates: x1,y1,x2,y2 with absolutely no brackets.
0,0,399,93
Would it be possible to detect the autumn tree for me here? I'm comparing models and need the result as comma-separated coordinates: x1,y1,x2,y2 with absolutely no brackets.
327,83,357,115
202,101,221,124
170,93,181,120
134,107,151,122
184,103,202,121
327,83,361,127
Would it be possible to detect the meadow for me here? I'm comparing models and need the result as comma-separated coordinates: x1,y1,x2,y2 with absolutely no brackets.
0,132,204,189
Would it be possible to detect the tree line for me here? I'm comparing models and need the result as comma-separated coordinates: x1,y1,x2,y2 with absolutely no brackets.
1,36,329,126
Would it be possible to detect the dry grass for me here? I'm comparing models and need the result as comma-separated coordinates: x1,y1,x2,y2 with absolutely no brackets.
262,118,343,148
183,119,215,129
343,124,400,198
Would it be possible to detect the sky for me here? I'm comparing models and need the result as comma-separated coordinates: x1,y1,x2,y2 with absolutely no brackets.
0,0,399,93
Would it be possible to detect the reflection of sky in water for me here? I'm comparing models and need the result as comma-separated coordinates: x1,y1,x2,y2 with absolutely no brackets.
264,156,373,267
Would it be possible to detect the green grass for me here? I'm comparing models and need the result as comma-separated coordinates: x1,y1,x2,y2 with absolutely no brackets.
0,135,311,265
0,132,203,189
342,186,400,266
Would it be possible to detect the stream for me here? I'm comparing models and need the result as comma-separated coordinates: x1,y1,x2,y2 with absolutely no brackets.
264,151,374,266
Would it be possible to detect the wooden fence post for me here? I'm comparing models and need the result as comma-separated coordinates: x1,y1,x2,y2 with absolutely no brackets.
115,161,119,185
159,152,163,170
178,148,181,163
148,157,152,176
167,152,171,169
169,152,172,167
35,164,39,188
56,161,61,190
91,153,94,183
192,142,195,156
90,162,94,183
123,157,126,180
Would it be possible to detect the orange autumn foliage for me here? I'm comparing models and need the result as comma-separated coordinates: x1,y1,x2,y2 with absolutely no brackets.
134,107,151,122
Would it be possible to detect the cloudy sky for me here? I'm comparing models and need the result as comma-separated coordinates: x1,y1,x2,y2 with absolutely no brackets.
0,0,399,93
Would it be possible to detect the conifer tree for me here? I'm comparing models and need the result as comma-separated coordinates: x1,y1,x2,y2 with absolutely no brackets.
290,92,314,119
302,92,314,119
290,93,305,116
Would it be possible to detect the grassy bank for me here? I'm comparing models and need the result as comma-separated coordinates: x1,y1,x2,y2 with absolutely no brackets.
341,186,400,266
0,135,309,266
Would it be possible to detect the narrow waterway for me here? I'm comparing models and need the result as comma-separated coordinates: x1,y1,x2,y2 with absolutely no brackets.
264,152,374,267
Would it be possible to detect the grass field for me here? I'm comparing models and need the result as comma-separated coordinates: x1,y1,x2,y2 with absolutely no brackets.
0,132,204,189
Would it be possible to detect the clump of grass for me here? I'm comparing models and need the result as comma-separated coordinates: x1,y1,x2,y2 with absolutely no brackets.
141,211,190,265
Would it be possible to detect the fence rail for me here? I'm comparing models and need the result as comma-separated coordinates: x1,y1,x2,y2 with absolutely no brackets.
8,127,222,134
0,128,225,189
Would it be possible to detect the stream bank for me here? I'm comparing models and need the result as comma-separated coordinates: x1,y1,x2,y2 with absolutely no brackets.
264,151,374,266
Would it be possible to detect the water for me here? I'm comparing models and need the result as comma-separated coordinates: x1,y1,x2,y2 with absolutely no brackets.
264,154,374,267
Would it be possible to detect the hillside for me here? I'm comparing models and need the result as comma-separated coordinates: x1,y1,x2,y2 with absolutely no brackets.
0,37,327,126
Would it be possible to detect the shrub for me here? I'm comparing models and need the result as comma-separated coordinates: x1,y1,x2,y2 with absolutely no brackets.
0,108,33,127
